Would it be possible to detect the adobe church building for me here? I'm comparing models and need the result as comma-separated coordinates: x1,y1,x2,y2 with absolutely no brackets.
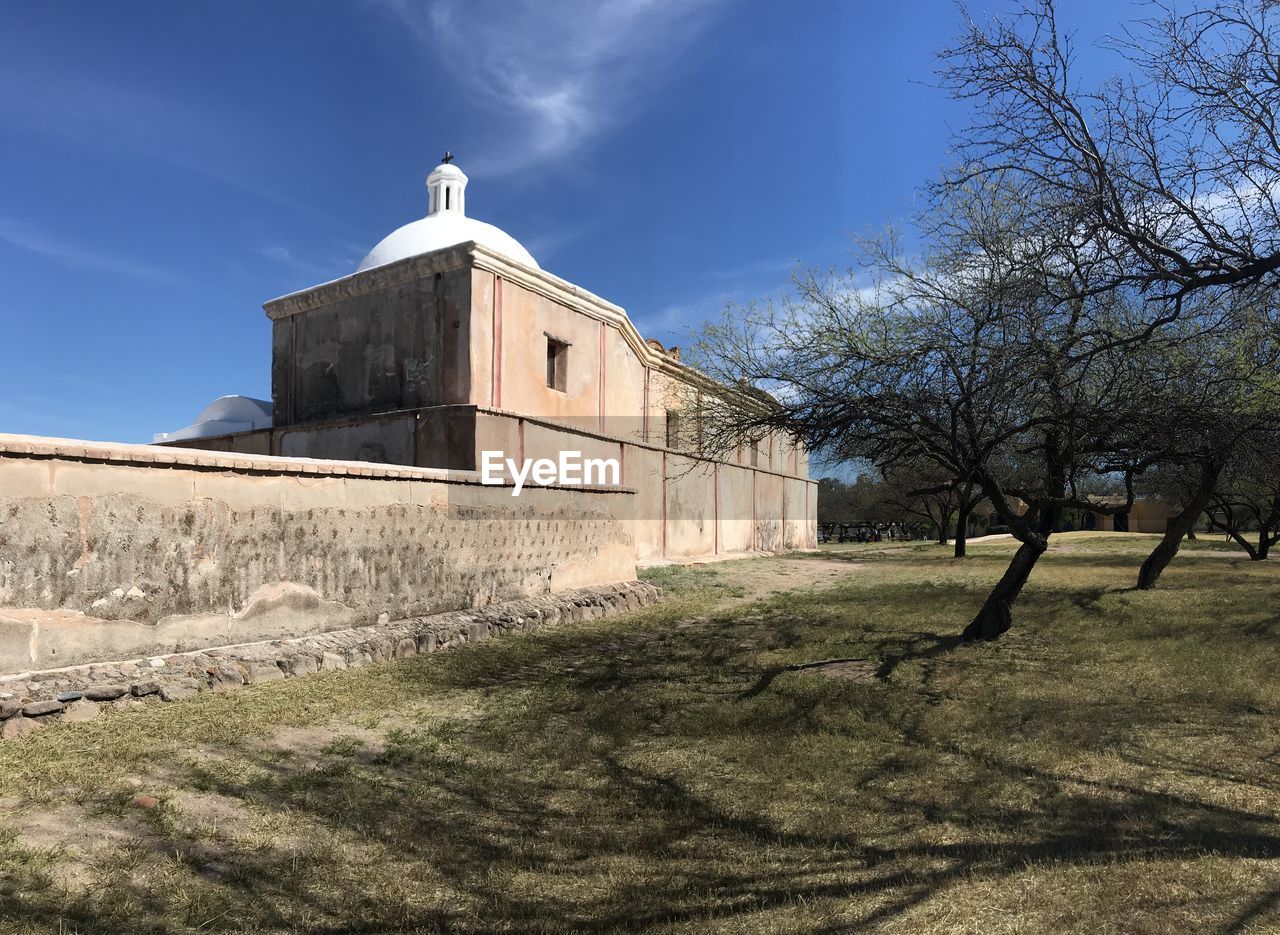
0,156,814,697
162,156,817,562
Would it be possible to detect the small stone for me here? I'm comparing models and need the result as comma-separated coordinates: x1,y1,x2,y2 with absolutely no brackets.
84,684,129,702
285,655,317,678
208,666,244,691
61,699,100,723
320,652,347,671
377,611,390,625
394,638,417,658
56,691,84,703
125,586,146,600
133,795,160,809
111,587,125,600
1,716,42,739
131,681,161,697
148,657,166,669
22,700,65,718
247,663,285,684
0,700,21,720
159,684,199,702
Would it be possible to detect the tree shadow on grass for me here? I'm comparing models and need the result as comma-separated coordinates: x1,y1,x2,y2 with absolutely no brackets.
2,578,1279,933
12,701,1271,935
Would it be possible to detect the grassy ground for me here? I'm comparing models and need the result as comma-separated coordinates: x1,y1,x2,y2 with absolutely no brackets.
0,532,1277,934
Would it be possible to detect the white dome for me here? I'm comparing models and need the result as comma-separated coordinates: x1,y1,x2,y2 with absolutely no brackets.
357,214,538,273
356,157,538,273
153,395,272,443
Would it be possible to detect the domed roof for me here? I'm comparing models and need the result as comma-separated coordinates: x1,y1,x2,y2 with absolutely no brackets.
356,157,538,273
153,395,272,443
357,215,538,273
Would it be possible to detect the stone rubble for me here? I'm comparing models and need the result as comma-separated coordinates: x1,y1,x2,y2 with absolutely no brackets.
0,580,660,739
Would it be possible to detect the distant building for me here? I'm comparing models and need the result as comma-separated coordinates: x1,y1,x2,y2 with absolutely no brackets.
1082,496,1175,533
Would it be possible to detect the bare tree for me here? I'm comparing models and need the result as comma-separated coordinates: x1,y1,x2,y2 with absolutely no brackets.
1204,432,1280,559
1127,310,1280,588
940,0,1280,302
880,462,961,547
937,0,1280,588
691,180,1166,641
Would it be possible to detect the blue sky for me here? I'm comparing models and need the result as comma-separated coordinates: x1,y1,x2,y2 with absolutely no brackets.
1,0,1136,442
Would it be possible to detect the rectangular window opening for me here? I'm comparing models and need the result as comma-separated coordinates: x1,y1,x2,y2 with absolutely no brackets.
546,336,569,391
666,410,681,449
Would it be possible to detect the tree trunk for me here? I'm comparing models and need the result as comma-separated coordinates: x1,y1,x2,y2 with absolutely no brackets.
1226,528,1260,560
1256,530,1271,561
962,537,1047,641
954,502,971,558
1135,463,1220,590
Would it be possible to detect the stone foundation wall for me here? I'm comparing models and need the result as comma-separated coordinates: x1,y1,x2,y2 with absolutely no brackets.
0,435,637,674
0,580,661,739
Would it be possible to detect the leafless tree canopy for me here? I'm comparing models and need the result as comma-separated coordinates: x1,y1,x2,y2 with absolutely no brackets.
940,0,1280,300
690,0,1280,641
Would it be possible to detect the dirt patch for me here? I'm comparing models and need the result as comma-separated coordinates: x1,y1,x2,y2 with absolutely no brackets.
8,803,156,887
253,723,393,766
714,558,863,607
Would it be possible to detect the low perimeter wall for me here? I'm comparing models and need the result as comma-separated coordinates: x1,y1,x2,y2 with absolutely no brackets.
173,404,821,561
0,434,636,674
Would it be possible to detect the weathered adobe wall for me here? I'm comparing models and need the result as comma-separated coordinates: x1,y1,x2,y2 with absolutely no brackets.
173,406,819,561
481,412,818,559
269,257,473,427
0,435,635,674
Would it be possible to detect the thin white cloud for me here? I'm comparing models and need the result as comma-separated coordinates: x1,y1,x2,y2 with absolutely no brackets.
375,0,726,176
521,219,599,263
255,244,343,280
0,218,180,283
634,255,805,339
0,60,331,222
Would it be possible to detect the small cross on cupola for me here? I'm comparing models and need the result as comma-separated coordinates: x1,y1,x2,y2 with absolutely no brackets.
426,152,467,217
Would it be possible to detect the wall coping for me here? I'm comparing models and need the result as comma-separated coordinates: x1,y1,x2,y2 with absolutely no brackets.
0,433,636,494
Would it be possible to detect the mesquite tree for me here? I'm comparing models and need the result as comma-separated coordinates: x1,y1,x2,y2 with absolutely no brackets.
691,181,1167,640
1204,433,1280,559
879,464,986,556
940,0,1280,588
940,0,1280,302
1128,310,1280,588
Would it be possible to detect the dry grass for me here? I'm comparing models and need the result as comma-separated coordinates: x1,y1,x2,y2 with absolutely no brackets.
0,532,1277,934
